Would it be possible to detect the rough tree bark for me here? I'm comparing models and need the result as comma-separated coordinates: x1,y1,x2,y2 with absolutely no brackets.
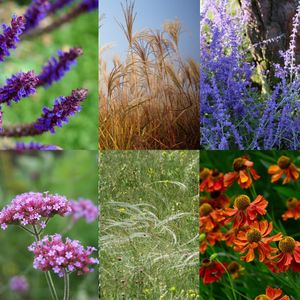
239,0,300,82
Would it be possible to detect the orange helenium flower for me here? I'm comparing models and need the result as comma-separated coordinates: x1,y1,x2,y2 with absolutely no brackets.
226,261,244,279
200,229,223,254
255,286,290,300
233,220,282,262
224,195,268,228
268,156,300,184
271,236,300,272
200,168,225,192
224,156,260,189
199,203,224,232
199,259,226,284
282,198,300,221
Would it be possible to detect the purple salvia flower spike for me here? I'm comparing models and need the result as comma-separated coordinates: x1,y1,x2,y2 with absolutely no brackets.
0,71,39,106
37,47,83,87
23,0,51,32
48,0,76,14
15,142,62,151
0,16,25,62
80,0,98,12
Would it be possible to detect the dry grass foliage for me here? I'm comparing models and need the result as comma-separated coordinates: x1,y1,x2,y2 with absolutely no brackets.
99,1,200,149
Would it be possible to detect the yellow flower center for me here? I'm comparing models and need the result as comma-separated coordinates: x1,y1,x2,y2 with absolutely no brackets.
247,228,262,243
255,295,270,300
200,168,210,181
279,236,296,253
233,158,247,171
287,198,298,209
234,195,251,210
277,156,291,169
227,262,240,274
199,203,213,217
212,169,220,177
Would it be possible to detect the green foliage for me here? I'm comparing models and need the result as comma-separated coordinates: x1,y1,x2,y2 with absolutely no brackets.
0,151,98,299
99,151,199,299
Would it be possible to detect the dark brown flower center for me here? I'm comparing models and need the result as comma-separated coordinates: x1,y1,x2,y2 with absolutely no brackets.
200,203,213,216
287,198,298,209
255,295,270,300
234,195,251,210
212,169,220,177
279,236,295,253
200,168,210,181
277,156,291,169
227,262,239,274
233,158,247,171
247,228,262,243
210,191,221,199
202,258,211,267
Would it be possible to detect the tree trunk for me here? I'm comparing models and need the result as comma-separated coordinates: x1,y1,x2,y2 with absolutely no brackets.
240,0,299,80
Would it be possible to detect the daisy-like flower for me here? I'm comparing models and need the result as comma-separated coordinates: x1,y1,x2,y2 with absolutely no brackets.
282,198,300,221
268,156,300,184
0,192,71,230
233,220,282,262
200,168,225,192
226,261,244,279
28,234,99,277
199,203,224,232
255,286,290,300
224,156,260,189
199,229,223,254
223,194,268,228
199,259,226,284
271,236,300,272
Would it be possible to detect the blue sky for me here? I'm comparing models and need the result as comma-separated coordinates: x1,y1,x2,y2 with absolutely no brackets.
100,0,199,67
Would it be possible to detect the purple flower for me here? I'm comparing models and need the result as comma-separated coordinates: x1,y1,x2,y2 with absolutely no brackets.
15,142,62,151
24,0,51,32
28,234,98,277
80,0,98,12
34,88,88,134
48,0,75,14
69,198,98,223
9,276,29,293
0,71,38,106
37,48,83,88
0,15,26,62
0,192,71,230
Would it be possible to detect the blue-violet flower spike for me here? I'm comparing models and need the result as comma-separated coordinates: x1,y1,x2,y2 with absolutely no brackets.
0,71,39,106
0,16,25,62
38,47,83,87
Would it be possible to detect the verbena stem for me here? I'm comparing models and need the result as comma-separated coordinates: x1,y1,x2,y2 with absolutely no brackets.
32,225,59,300
63,271,70,300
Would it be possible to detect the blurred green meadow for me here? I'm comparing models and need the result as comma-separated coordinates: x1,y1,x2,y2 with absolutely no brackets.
99,151,199,299
0,151,98,299
0,2,98,150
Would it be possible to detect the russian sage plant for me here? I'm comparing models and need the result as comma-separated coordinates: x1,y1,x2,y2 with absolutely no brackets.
200,0,300,150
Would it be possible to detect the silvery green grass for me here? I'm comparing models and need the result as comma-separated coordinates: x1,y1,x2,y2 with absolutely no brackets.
0,0,97,150
200,0,300,150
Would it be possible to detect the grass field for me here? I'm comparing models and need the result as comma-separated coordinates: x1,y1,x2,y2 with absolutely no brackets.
0,151,98,299
99,1,199,150
99,151,199,299
0,2,98,150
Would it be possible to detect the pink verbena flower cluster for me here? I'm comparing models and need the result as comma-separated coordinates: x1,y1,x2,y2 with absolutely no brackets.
69,198,98,223
9,276,29,293
0,192,71,230
28,234,99,277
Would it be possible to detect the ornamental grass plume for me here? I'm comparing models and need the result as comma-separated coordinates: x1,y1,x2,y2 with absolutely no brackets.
28,234,99,277
0,192,71,230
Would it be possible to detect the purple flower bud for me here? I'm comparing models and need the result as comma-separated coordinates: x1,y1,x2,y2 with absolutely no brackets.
15,142,62,151
0,16,26,62
24,0,51,32
38,48,83,87
9,276,29,293
0,71,39,106
80,0,98,12
34,88,88,134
